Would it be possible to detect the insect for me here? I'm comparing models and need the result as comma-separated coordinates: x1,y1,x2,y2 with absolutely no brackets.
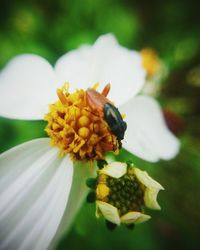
86,84,127,142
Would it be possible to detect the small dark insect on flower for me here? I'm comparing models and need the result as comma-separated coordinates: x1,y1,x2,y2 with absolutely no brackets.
86,84,127,143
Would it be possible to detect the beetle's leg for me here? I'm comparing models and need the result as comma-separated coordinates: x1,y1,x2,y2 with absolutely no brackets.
101,83,111,97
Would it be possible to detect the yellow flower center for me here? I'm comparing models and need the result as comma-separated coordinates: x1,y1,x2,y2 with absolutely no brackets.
44,83,119,161
141,48,161,77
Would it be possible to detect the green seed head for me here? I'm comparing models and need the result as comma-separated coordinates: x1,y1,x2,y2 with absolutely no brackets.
105,167,145,216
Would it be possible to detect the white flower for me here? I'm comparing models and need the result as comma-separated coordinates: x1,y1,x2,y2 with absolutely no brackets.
0,34,179,250
96,162,164,225
140,48,168,97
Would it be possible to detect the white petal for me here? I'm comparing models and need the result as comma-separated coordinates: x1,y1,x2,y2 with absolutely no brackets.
55,34,146,105
120,211,151,224
119,96,180,162
0,138,73,250
96,201,120,225
51,160,96,248
134,167,164,190
0,54,58,120
92,34,146,105
100,161,127,178
54,45,93,90
144,188,161,210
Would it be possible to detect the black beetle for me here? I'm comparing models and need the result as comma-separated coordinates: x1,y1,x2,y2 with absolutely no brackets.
103,103,127,141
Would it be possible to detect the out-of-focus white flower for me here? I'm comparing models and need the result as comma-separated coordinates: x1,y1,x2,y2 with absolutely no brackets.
0,34,179,250
140,48,168,97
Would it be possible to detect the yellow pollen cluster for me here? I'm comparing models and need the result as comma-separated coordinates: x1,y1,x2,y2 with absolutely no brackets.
141,48,161,77
96,174,110,201
44,84,119,161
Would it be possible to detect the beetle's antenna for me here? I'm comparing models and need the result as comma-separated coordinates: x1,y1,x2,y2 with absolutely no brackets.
102,83,111,97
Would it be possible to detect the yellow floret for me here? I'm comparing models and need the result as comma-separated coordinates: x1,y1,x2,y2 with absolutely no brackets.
141,48,161,77
44,84,119,161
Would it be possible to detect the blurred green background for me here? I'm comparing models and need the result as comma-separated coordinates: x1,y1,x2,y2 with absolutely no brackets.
0,0,200,249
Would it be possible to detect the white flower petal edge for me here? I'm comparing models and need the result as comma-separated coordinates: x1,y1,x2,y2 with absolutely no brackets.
96,201,121,225
55,33,146,106
0,54,58,120
92,34,146,106
100,162,127,178
144,188,161,210
134,168,164,210
119,95,180,162
134,168,164,190
120,211,151,224
52,160,95,249
0,138,73,250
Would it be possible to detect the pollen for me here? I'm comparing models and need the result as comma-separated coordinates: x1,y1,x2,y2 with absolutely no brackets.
78,127,90,138
44,83,119,161
141,48,161,77
96,183,110,200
